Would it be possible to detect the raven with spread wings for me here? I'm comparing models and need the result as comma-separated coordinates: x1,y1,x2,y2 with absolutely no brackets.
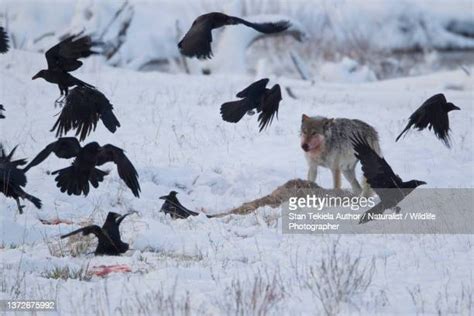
32,33,97,104
61,211,136,255
396,93,460,148
351,133,426,224
178,12,290,59
0,27,9,53
0,145,42,213
23,138,140,197
51,86,120,141
220,78,282,132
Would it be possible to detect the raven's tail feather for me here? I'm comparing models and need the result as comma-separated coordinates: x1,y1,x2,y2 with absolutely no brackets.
53,166,108,196
235,18,291,34
24,193,42,209
395,123,411,142
101,109,121,133
220,100,251,123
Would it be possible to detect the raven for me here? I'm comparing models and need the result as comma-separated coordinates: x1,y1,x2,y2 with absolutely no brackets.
220,78,282,132
23,137,140,197
395,93,460,148
351,133,426,224
0,145,42,214
0,105,5,119
159,191,200,219
178,12,290,59
61,211,136,256
32,33,97,104
0,27,9,53
51,86,120,141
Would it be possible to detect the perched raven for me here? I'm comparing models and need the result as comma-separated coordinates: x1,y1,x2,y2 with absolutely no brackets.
23,137,140,197
0,145,42,214
396,93,460,148
61,211,136,256
178,12,290,59
351,133,426,224
32,33,97,104
159,191,200,219
51,86,120,141
220,78,282,132
0,105,5,119
0,27,9,53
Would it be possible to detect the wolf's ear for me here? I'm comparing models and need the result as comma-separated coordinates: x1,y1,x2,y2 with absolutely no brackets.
302,114,310,122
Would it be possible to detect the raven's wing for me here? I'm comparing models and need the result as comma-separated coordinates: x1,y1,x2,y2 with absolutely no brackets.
0,27,9,54
45,33,97,72
431,108,451,147
51,87,120,141
178,17,214,59
233,17,290,34
236,78,269,98
258,84,281,132
23,138,82,172
60,225,103,239
351,133,403,200
116,210,137,226
96,145,140,197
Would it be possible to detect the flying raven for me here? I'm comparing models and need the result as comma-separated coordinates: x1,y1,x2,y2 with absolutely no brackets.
61,211,136,256
0,145,42,214
351,133,426,224
0,105,5,119
51,86,120,141
178,12,290,59
220,78,282,132
0,27,9,53
23,137,140,197
395,93,460,148
32,33,97,104
159,191,200,219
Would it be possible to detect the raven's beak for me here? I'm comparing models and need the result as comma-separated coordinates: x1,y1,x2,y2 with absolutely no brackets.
418,181,427,186
453,105,461,110
159,195,168,200
32,73,40,80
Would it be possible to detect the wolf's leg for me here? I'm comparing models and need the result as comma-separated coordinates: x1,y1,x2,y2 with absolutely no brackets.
332,168,341,189
307,164,318,182
342,168,362,195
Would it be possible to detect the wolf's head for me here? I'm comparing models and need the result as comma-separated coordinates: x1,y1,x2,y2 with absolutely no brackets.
300,114,334,155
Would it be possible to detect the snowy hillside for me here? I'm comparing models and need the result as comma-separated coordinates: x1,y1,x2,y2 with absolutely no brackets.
0,47,472,314
2,0,474,78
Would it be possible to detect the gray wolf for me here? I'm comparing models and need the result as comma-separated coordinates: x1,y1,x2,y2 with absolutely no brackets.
300,114,381,196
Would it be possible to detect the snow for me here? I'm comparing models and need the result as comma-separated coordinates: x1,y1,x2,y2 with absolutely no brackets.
1,0,473,73
0,46,473,314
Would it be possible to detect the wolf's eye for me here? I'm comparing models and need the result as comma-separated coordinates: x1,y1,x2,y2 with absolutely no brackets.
311,131,318,135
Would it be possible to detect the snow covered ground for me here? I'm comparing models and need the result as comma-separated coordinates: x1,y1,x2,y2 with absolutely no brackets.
0,48,472,315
